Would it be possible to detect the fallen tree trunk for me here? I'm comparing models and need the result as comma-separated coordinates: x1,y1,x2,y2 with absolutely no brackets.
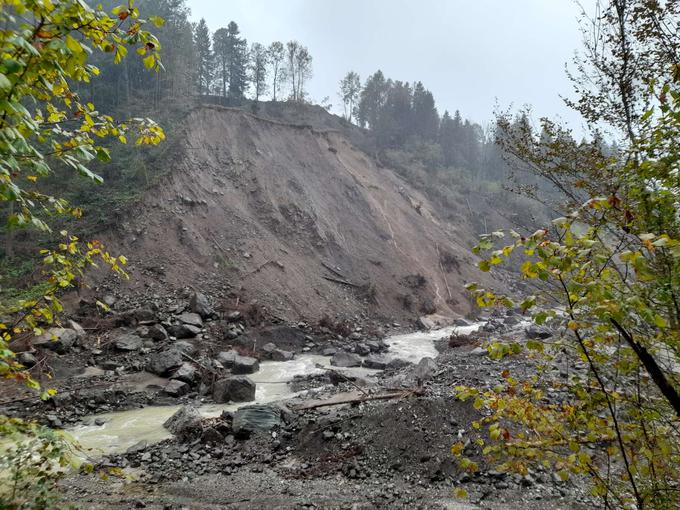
291,388,425,411
322,275,360,287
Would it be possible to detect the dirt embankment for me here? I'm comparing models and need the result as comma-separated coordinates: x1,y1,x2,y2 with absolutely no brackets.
98,105,497,322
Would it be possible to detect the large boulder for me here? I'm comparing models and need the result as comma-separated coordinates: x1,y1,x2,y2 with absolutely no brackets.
525,325,552,340
190,292,214,319
172,340,196,356
167,323,200,339
232,355,260,375
163,405,201,435
232,405,282,439
163,379,190,397
261,342,277,359
413,357,437,382
212,376,256,403
147,324,169,341
354,343,371,356
133,307,156,323
147,349,183,376
216,350,238,368
362,356,387,370
271,349,294,362
330,351,362,368
17,352,37,367
113,332,144,352
171,362,197,384
33,328,78,354
178,312,203,328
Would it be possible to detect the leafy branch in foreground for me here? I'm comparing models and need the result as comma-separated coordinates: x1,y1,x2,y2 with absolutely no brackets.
0,0,165,231
0,1,165,508
454,72,680,510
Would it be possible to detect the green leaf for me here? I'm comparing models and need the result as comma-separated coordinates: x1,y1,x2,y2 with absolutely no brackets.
0,73,11,91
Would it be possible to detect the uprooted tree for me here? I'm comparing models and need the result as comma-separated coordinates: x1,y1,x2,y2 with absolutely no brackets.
0,1,164,507
454,1,680,508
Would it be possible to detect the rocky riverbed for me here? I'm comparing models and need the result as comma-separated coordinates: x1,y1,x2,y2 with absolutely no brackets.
3,289,596,509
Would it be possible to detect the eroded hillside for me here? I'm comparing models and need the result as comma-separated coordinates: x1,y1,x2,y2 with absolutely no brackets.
102,105,494,321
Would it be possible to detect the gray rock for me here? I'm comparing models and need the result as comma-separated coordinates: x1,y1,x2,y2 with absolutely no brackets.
330,351,362,368
190,292,214,319
148,324,168,341
216,350,238,368
68,320,86,342
232,355,260,374
126,440,148,454
178,312,203,328
136,325,150,338
454,318,470,327
226,311,242,322
163,406,201,435
147,349,183,376
33,328,78,354
362,356,387,369
526,324,552,339
133,308,156,323
504,316,521,326
261,342,277,358
212,376,256,403
387,358,412,370
167,323,200,339
171,363,197,383
322,347,338,356
232,405,282,438
349,332,363,341
414,357,437,381
201,427,224,443
163,379,190,397
365,341,381,353
271,349,294,362
224,325,242,340
470,346,487,356
354,343,371,356
113,332,144,352
17,352,37,367
172,340,196,356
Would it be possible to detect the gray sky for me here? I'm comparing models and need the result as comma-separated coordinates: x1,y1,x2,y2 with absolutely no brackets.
187,1,589,130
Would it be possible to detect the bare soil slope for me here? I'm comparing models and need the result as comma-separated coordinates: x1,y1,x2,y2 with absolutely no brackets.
105,105,490,321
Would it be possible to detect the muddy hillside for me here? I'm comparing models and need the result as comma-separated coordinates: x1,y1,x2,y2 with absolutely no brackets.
101,104,495,321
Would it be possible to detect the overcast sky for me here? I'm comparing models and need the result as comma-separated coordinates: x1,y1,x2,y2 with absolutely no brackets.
187,1,591,130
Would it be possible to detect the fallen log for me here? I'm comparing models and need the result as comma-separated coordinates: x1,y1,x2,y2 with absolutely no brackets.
322,275,360,287
291,388,425,411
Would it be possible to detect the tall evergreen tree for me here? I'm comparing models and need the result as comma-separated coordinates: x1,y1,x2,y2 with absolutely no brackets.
213,21,248,99
194,18,213,95
412,82,439,141
226,22,248,99
212,27,230,97
356,70,389,130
